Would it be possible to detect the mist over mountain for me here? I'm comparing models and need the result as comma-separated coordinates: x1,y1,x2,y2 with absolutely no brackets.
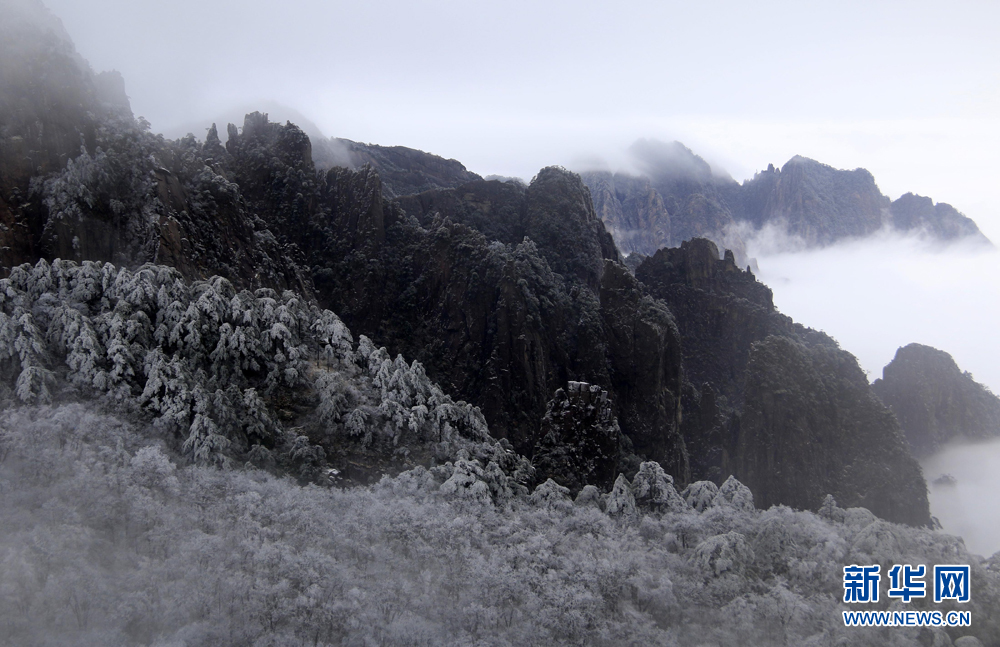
2,0,999,643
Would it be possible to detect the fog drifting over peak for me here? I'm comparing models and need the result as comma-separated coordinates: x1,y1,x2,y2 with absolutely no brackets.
748,228,1000,395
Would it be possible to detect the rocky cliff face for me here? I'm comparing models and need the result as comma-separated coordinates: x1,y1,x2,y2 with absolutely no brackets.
583,171,672,257
872,343,1000,456
736,156,890,245
310,169,684,478
635,238,929,525
738,336,930,526
636,239,784,405
889,193,990,244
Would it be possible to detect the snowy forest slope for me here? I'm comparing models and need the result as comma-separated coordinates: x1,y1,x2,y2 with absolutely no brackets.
1,404,998,647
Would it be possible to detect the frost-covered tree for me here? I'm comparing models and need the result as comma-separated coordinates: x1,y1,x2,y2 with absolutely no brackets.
713,475,756,512
1,403,998,647
682,480,720,512
606,473,638,522
631,461,688,513
0,259,527,485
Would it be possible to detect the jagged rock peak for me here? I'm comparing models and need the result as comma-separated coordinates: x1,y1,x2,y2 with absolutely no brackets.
639,238,767,299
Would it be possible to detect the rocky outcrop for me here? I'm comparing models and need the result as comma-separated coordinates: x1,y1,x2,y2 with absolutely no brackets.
636,238,789,482
599,261,686,479
583,171,672,257
398,168,621,293
636,238,784,405
32,112,310,294
582,140,752,267
635,238,929,524
872,343,1000,456
310,168,682,475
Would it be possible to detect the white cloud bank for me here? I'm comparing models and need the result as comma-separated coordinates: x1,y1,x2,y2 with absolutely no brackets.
921,437,1000,557
749,230,1000,395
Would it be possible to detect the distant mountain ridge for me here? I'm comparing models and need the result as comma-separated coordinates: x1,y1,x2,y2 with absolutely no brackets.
583,140,991,263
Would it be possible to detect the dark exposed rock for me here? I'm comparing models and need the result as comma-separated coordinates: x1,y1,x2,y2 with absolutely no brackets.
330,138,482,199
737,335,930,526
532,381,623,493
635,238,929,524
637,238,784,406
399,168,621,293
308,169,683,475
524,168,622,291
396,178,528,245
599,260,686,480
636,238,792,482
872,343,1000,456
